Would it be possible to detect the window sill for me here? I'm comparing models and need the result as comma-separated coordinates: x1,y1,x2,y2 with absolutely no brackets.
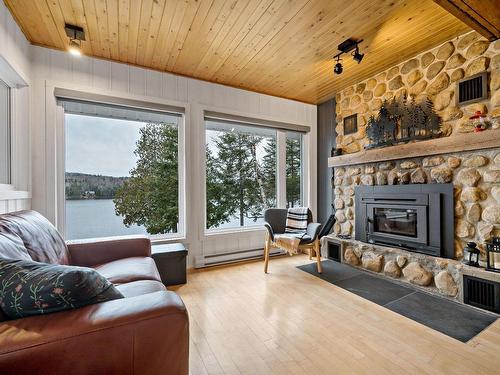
205,226,265,236
151,235,186,244
0,187,31,200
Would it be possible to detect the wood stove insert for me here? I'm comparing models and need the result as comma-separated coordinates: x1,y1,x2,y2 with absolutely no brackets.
355,184,454,258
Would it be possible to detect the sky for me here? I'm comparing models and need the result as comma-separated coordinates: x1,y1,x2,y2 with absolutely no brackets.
65,114,143,177
65,114,278,177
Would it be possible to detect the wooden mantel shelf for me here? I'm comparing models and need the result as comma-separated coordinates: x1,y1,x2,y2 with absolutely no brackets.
328,129,500,168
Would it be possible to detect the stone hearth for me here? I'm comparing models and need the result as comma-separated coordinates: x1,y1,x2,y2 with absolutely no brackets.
321,235,500,303
327,148,500,301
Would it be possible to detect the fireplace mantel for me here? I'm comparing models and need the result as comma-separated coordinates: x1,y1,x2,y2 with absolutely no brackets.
328,129,500,168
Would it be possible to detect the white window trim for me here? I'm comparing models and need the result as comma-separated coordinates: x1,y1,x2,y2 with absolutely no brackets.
0,55,30,197
48,81,189,240
202,108,309,235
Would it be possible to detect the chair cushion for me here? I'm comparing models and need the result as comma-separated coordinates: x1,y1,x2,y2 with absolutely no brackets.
115,280,166,298
299,234,313,244
0,258,123,320
0,210,69,265
94,257,161,284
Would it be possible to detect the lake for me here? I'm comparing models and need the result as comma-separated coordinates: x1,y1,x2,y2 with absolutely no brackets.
65,199,264,240
65,199,148,240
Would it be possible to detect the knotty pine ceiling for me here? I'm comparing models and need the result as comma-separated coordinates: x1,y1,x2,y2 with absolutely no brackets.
4,0,470,104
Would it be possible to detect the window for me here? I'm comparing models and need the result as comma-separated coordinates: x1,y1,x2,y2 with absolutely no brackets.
205,117,306,231
62,100,182,240
206,120,277,230
0,80,10,184
286,131,303,208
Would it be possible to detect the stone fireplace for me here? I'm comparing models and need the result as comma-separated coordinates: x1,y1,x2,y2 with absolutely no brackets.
323,30,500,302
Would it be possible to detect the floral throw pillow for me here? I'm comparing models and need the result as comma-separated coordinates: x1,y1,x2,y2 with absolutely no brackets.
0,257,123,319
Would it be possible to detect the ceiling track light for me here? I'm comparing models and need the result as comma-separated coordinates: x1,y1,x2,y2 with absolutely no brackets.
65,24,85,57
352,46,364,64
333,57,343,75
332,38,364,75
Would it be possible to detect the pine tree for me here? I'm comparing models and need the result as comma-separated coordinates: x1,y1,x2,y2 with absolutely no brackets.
261,138,277,207
114,123,179,234
205,131,269,228
286,137,301,207
206,145,236,228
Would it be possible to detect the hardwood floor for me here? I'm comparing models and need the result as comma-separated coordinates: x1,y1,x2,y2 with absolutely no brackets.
172,255,500,375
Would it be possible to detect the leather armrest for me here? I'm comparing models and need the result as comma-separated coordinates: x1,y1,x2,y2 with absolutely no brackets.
0,291,189,375
306,222,322,240
67,235,151,267
264,222,274,241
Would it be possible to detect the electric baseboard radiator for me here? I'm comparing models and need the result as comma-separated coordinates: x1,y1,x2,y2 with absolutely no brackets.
195,248,285,268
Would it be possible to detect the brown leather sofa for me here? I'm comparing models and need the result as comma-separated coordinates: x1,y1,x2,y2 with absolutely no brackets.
0,210,189,375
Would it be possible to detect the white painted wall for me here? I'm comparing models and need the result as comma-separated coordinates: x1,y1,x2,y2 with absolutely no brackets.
0,1,31,213
30,47,317,267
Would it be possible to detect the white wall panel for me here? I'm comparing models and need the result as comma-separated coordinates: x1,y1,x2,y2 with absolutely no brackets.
0,1,31,214
0,2,30,83
30,45,317,267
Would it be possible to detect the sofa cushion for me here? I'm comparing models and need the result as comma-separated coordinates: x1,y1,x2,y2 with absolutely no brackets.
0,258,123,320
0,210,69,265
94,257,161,284
0,229,31,261
115,280,166,298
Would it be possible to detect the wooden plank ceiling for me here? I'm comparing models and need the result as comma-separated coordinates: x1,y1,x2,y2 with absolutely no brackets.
4,0,470,104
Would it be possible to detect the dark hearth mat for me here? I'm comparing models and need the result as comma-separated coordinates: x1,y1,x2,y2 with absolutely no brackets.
298,260,497,342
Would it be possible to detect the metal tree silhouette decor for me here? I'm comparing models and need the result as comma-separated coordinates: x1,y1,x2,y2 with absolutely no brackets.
366,95,442,149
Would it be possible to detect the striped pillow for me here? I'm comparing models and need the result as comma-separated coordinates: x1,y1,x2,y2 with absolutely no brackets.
285,207,308,234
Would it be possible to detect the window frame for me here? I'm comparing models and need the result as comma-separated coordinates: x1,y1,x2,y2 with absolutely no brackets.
55,89,187,242
0,79,11,188
203,113,308,234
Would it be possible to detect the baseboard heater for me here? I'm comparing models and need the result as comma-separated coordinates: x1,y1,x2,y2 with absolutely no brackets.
194,248,285,268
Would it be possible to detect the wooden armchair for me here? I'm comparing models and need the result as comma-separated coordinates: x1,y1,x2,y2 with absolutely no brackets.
263,208,323,274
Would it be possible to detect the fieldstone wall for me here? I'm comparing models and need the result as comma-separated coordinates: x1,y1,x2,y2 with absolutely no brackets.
329,30,500,302
333,149,500,258
335,31,500,154
331,149,500,300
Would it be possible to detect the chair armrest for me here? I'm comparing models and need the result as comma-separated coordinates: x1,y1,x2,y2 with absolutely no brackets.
306,222,322,240
67,235,151,266
264,222,275,241
0,291,189,375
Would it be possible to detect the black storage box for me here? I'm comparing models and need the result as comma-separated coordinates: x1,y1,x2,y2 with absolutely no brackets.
151,243,188,286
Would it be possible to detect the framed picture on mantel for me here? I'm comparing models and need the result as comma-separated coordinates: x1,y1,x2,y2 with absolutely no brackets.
343,113,358,135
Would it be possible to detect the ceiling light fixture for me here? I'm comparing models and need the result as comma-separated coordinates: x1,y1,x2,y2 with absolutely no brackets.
332,38,364,75
352,46,364,64
65,24,85,57
333,57,343,75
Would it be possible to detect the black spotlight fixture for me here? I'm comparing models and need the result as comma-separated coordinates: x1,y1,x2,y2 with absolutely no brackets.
352,46,364,64
332,38,364,75
64,24,85,56
333,58,343,75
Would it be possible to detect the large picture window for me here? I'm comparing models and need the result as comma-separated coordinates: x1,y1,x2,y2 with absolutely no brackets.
0,80,10,185
205,117,306,231
63,100,182,240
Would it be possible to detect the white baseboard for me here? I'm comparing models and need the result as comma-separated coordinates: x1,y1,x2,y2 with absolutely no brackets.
195,248,285,268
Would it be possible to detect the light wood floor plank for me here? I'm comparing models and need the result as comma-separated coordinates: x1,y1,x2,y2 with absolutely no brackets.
174,255,500,374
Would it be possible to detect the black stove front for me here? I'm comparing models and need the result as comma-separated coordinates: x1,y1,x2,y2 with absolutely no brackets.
354,184,454,259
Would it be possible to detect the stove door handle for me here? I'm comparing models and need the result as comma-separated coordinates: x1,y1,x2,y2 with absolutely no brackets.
366,217,373,238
